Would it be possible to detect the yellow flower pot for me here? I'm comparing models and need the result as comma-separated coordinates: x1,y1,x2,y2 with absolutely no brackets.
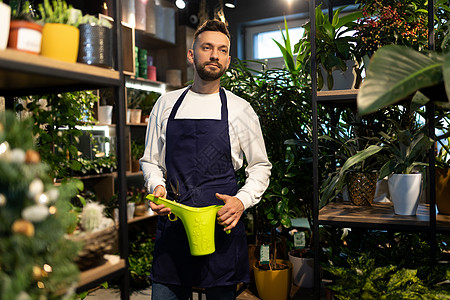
41,23,79,63
253,259,293,300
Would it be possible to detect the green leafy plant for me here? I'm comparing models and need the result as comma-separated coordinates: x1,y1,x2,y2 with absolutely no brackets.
325,254,434,299
10,0,39,21
15,90,99,179
79,14,112,28
357,45,450,115
378,119,434,178
37,0,82,26
128,232,154,288
296,4,362,90
131,140,145,162
222,59,311,268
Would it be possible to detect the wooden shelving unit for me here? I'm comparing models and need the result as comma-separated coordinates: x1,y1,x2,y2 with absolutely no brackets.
76,256,126,293
0,49,120,97
0,1,130,294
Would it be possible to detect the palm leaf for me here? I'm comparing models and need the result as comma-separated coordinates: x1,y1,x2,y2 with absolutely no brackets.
357,45,443,115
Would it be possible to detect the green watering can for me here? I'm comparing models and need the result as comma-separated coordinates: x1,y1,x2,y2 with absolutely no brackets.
147,194,230,256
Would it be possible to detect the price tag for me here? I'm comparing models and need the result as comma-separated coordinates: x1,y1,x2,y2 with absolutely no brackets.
260,245,270,264
293,231,306,249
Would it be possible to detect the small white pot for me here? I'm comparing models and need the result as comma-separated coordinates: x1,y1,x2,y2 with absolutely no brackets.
98,105,113,125
0,3,11,50
388,173,422,215
288,250,314,288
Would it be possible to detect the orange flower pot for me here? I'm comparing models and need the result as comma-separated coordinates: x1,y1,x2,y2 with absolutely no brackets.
8,20,43,54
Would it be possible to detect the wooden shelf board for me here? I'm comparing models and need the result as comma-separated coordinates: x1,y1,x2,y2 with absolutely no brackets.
77,255,125,292
128,211,157,224
0,49,120,96
319,201,432,230
316,89,358,106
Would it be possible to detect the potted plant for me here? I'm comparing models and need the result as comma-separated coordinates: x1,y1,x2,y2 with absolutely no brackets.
127,88,144,124
0,0,11,50
38,0,82,62
376,120,434,215
139,91,159,124
130,139,144,172
353,0,429,77
7,0,43,54
127,186,148,217
296,4,362,90
77,14,113,68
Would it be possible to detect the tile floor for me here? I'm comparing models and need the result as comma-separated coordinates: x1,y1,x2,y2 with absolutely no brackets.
85,284,321,300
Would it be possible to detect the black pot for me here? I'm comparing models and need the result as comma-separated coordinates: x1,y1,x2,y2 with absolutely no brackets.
77,24,113,68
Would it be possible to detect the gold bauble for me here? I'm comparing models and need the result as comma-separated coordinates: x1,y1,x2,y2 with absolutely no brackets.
12,219,35,237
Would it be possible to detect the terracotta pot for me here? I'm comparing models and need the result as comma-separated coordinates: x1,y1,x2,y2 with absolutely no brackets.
253,259,292,300
131,159,141,172
436,168,450,214
8,20,43,54
41,23,79,62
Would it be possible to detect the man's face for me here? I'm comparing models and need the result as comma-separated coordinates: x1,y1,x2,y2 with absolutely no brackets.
189,31,231,81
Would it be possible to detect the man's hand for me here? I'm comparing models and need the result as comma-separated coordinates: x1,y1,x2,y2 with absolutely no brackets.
149,185,171,216
216,193,244,231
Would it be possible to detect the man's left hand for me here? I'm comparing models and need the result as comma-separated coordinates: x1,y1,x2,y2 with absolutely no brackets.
216,193,244,232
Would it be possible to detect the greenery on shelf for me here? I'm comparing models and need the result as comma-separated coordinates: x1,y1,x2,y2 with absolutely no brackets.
15,90,99,179
321,228,450,299
0,111,82,299
128,232,155,288
9,0,39,21
37,0,82,27
222,53,312,267
127,89,160,116
127,186,148,205
296,4,362,90
131,140,145,161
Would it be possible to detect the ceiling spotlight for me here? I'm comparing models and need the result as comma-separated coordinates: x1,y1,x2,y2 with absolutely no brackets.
175,0,186,9
224,0,236,9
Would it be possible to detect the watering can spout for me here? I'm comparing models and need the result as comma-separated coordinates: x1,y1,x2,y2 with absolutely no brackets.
147,194,229,256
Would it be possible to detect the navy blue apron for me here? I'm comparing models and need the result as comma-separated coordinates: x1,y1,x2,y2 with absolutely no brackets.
150,86,250,288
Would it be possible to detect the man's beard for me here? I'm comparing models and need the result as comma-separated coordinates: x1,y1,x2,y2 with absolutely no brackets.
194,57,227,81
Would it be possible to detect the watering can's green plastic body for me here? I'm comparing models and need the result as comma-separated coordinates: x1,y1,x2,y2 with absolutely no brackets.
147,194,227,256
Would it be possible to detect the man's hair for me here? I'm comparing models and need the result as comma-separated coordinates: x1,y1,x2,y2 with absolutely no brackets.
193,19,230,45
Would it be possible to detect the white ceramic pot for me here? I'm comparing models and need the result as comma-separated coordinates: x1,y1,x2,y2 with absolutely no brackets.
98,105,113,125
288,250,314,288
0,3,11,50
388,173,422,215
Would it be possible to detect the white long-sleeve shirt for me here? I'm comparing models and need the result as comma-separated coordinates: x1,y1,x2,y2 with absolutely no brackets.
139,87,272,210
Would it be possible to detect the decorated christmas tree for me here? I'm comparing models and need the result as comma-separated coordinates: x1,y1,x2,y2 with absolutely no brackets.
0,111,82,299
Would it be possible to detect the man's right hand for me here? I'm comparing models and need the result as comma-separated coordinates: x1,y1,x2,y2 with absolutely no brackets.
149,185,171,216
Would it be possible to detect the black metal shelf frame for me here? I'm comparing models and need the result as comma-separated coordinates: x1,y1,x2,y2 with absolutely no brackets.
310,1,437,299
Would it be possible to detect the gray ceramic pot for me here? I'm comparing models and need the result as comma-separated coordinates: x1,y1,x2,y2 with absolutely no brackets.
77,24,113,68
